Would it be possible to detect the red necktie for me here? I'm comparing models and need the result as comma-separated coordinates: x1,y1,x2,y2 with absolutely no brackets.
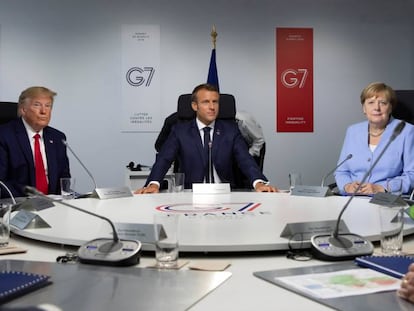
34,133,48,194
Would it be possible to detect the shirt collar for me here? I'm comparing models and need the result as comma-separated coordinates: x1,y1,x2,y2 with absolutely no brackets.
21,117,44,139
196,118,215,131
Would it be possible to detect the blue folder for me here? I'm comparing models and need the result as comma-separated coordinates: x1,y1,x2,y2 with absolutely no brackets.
355,255,414,279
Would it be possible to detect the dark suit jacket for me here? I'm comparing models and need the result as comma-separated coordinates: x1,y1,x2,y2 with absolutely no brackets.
0,118,70,198
147,119,267,189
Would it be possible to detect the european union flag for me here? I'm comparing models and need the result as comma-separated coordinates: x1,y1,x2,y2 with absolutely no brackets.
207,49,220,92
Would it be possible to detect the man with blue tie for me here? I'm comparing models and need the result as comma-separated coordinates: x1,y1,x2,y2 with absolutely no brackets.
0,86,71,198
135,83,278,193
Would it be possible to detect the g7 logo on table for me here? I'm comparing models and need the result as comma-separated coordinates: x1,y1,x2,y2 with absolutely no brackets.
126,67,155,87
281,68,308,88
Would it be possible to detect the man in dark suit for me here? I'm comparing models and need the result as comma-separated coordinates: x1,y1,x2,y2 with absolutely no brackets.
136,83,277,193
0,86,70,198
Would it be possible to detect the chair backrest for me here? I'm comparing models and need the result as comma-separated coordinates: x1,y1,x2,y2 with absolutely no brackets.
172,93,266,189
0,102,18,125
232,142,266,190
176,94,236,120
257,142,266,172
393,90,414,125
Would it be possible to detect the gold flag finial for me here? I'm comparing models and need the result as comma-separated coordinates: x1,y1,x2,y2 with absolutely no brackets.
211,25,217,49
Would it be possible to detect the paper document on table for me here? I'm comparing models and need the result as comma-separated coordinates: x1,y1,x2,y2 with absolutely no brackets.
276,268,401,299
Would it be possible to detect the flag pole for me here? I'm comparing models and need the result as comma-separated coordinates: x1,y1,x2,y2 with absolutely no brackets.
207,25,219,91
211,25,217,49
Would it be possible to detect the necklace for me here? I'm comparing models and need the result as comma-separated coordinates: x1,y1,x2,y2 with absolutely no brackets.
369,128,385,137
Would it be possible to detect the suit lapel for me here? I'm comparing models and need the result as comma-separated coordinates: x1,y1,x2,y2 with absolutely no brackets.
14,119,36,184
212,120,223,161
190,120,206,162
43,127,57,190
15,119,34,166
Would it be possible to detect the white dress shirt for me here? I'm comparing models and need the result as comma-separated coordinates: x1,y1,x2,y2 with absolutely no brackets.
22,118,49,179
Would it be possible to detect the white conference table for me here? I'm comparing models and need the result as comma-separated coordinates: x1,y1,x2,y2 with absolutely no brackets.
5,235,414,311
4,192,414,311
9,191,414,252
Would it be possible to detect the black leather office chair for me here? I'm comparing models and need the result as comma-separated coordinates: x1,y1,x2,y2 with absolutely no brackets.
232,142,266,190
155,94,236,152
393,90,414,196
0,102,18,125
176,93,267,189
257,142,266,172
158,93,265,189
393,90,414,125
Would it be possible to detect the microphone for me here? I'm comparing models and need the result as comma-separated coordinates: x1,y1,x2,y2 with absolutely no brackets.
24,186,141,266
192,137,230,194
311,120,406,260
62,139,132,199
291,155,352,197
0,181,17,205
62,139,97,189
321,154,353,187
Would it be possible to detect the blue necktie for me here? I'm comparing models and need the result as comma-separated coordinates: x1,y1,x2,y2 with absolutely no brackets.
203,127,214,183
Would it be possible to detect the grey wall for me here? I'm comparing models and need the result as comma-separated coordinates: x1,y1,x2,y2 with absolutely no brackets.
1,0,413,192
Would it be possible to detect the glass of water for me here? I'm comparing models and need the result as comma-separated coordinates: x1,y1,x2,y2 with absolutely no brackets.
153,213,179,268
0,203,11,247
386,178,402,196
289,172,302,192
170,173,185,193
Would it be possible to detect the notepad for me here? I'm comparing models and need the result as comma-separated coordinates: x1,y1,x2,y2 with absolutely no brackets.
0,270,51,303
355,255,414,279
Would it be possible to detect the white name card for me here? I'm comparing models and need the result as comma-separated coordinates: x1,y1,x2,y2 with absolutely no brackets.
290,185,332,197
192,183,231,195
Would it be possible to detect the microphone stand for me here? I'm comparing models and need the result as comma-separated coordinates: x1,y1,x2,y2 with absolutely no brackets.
192,137,230,194
0,181,17,205
62,139,97,190
321,154,353,187
24,186,141,266
208,142,213,184
62,139,132,199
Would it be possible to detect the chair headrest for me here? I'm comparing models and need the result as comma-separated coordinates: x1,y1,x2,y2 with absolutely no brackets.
0,102,18,125
393,90,414,125
176,94,236,120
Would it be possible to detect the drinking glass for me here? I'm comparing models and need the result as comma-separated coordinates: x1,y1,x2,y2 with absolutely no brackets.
60,177,76,199
289,172,302,192
0,203,11,247
153,213,179,268
170,173,185,193
386,178,402,196
378,205,404,255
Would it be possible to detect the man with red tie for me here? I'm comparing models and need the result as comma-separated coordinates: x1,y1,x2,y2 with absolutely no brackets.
0,86,70,198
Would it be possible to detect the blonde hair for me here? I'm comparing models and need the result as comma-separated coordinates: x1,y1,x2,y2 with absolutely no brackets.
18,86,56,116
360,82,397,110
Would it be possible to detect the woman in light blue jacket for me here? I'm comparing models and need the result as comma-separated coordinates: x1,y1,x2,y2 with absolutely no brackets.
335,82,414,195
